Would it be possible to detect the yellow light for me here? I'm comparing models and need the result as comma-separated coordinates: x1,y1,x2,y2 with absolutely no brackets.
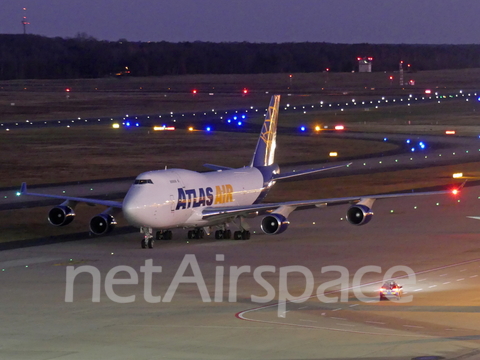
188,127,194,131
314,125,321,131
445,130,456,135
329,152,338,157
112,123,120,129
334,125,345,130
452,173,463,178
153,126,175,131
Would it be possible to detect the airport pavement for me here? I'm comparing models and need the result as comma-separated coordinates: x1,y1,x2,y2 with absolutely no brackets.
2,185,480,359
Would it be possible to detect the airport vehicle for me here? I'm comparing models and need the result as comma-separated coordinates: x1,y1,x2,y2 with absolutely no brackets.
379,280,403,300
20,95,460,248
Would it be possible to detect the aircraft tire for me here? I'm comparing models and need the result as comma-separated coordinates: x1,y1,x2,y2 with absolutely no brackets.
141,239,147,249
148,239,154,249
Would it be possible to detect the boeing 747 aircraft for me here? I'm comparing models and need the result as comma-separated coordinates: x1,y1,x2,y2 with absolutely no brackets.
20,95,460,248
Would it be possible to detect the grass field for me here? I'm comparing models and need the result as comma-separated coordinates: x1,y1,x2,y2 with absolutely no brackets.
1,68,480,123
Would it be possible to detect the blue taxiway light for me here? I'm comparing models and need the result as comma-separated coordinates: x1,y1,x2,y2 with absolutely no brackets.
237,121,242,126
125,121,131,127
406,139,411,144
206,127,211,132
383,137,388,141
227,119,231,123
300,126,306,132
411,147,415,152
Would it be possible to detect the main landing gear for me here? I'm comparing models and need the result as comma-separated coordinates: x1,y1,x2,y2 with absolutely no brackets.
156,230,173,240
233,230,250,240
214,229,232,240
187,228,205,239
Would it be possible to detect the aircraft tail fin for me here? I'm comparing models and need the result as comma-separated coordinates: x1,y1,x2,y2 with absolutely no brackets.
250,95,280,167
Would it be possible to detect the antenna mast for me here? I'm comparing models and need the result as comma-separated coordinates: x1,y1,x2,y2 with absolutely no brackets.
21,7,30,34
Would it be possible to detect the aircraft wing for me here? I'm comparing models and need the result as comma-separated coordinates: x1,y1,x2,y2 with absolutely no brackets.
272,163,351,181
19,182,123,208
202,188,459,221
203,163,234,171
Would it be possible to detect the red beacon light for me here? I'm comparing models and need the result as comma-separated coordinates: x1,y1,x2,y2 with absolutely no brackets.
192,89,197,94
243,88,248,94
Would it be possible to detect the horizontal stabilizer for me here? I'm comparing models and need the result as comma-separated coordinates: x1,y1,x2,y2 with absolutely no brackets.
203,164,234,171
272,163,351,181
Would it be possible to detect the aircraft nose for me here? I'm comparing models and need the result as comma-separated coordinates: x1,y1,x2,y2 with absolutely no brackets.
122,191,147,227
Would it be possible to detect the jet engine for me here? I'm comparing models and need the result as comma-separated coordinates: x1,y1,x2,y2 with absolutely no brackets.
48,205,75,226
346,205,373,225
89,214,117,235
261,214,290,235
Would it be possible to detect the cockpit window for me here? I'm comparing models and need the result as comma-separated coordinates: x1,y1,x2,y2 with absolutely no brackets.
134,179,153,185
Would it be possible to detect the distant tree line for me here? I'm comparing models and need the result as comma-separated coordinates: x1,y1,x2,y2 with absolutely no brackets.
1,34,480,80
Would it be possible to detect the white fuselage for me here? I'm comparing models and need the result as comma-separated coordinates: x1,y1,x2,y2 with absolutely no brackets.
122,167,266,229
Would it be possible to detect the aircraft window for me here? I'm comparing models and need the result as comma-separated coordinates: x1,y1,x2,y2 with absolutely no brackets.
134,179,153,184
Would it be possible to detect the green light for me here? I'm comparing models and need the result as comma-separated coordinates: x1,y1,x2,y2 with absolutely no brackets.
16,191,21,196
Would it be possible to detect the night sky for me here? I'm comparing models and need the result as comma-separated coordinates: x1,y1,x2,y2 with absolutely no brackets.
2,0,480,44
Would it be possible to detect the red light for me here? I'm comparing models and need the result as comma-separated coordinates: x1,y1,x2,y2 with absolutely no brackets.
357,57,362,61
65,88,70,92
334,125,344,130
243,88,248,94
289,74,293,78
192,89,197,94
389,76,393,80
367,57,373,61
325,68,330,72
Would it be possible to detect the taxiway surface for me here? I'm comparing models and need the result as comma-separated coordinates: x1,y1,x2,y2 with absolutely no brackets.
2,185,480,359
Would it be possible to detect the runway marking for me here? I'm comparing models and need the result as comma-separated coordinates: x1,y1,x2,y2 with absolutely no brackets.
443,282,451,285
332,308,342,312
365,321,385,325
236,257,480,337
330,317,346,320
349,304,359,308
456,278,465,281
0,256,60,268
403,325,424,329
299,319,317,323
418,278,427,282
439,274,448,277
336,323,355,327
414,289,423,292
470,275,478,278
428,285,437,288
460,269,467,272
298,306,309,310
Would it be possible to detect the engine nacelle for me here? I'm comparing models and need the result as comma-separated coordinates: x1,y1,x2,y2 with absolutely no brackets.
89,214,117,235
261,214,290,235
48,206,75,227
346,205,374,226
